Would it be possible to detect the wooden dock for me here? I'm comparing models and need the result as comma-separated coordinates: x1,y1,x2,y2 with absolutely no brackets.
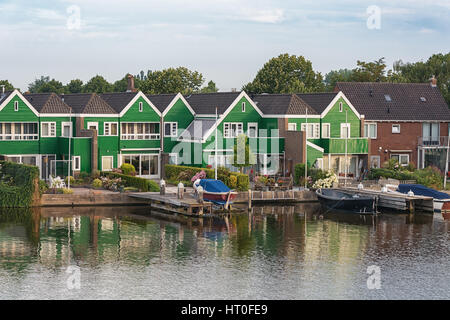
339,187,434,213
250,190,296,203
128,193,213,217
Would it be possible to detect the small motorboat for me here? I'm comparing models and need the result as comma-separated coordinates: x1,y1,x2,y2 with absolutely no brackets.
316,188,376,214
396,184,450,213
193,179,237,206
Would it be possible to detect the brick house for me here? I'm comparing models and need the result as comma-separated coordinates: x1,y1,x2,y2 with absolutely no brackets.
336,79,450,171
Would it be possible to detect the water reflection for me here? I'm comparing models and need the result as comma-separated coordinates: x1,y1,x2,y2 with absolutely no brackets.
0,205,449,299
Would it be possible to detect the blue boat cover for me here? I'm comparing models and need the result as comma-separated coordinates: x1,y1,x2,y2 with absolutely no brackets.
397,184,450,200
198,179,231,193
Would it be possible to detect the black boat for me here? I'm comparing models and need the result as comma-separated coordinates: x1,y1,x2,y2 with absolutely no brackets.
316,189,376,214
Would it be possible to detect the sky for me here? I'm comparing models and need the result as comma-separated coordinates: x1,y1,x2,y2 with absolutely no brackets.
0,0,449,92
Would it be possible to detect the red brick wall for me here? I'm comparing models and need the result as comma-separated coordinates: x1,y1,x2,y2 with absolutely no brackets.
368,122,449,167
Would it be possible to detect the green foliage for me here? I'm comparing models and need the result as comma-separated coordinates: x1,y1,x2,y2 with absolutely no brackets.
294,163,328,186
139,67,205,94
120,163,136,176
92,178,102,188
165,165,249,190
200,80,219,93
368,166,443,189
91,170,100,179
112,74,143,92
0,161,39,207
62,188,73,194
65,176,75,185
65,79,84,93
232,134,256,172
83,75,113,93
39,180,48,195
324,69,353,91
228,175,237,189
0,79,15,91
101,172,160,192
352,58,388,82
243,53,325,94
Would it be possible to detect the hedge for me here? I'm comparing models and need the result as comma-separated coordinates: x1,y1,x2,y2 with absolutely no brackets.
101,172,160,192
0,161,40,208
368,167,443,189
165,164,250,191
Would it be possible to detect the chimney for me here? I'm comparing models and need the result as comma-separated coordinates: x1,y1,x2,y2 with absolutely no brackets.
127,74,136,92
430,75,437,87
231,88,237,92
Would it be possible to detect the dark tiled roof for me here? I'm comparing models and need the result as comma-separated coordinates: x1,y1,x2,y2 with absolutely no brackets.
0,91,14,105
336,82,450,121
252,94,318,115
24,93,72,113
100,92,137,113
296,92,338,114
146,94,177,113
61,93,117,114
184,92,241,115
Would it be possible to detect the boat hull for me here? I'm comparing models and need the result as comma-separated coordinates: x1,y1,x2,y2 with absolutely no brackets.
316,189,376,214
203,192,237,203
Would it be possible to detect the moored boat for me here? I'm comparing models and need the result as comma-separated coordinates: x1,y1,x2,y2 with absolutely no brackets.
396,184,450,213
193,179,237,205
316,188,376,214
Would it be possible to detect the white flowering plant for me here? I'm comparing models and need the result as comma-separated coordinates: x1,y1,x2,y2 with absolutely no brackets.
312,170,338,189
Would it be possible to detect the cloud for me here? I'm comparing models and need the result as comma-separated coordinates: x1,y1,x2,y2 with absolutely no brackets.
30,8,66,21
234,8,285,24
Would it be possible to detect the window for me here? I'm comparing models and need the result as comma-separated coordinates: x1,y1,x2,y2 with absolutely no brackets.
391,154,409,166
164,122,178,137
392,124,400,134
422,122,439,145
339,102,343,112
121,122,160,140
62,122,72,137
72,156,81,171
102,156,114,171
420,97,427,102
300,123,320,138
104,122,118,136
370,156,381,168
241,102,246,112
139,102,143,112
87,122,98,131
384,94,392,102
364,123,377,139
41,122,56,137
0,122,38,140
322,123,330,138
288,123,297,131
247,123,258,138
14,101,19,112
223,122,243,138
340,123,350,138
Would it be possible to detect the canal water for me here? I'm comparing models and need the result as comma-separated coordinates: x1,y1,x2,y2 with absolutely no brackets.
0,204,449,300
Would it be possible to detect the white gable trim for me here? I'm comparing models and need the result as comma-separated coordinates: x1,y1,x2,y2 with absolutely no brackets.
320,91,361,119
0,89,40,117
261,114,321,119
306,141,324,153
119,91,161,117
162,93,196,117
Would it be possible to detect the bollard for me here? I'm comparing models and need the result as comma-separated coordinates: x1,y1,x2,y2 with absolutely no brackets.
160,179,166,195
197,186,204,204
177,182,184,199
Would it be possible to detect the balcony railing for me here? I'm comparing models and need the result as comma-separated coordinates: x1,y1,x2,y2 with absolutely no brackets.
418,136,449,147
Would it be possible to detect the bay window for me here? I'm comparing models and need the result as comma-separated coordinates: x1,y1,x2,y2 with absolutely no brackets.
121,122,160,140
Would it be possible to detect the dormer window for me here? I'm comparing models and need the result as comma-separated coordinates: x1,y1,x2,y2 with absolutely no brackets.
14,101,18,112
384,94,392,102
241,102,246,112
139,102,143,112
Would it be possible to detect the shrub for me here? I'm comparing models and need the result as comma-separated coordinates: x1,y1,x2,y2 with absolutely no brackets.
294,163,328,186
65,176,75,186
235,173,249,191
228,175,237,189
0,161,39,207
368,166,443,189
101,172,160,192
39,180,48,195
120,163,136,176
91,170,100,179
191,170,207,183
62,188,73,194
92,178,102,188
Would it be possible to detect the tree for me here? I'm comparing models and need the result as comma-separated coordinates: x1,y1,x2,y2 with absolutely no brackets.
83,75,113,93
232,134,256,173
112,74,142,92
242,53,325,94
0,80,15,91
324,69,353,91
28,76,50,93
351,58,388,82
140,67,205,94
65,79,84,93
199,80,219,93
28,76,64,94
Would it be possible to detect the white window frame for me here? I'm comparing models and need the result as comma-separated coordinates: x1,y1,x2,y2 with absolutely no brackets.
61,122,72,138
102,156,114,171
87,122,99,132
120,122,160,140
364,123,377,139
223,122,243,138
164,122,178,137
0,122,39,140
104,122,118,136
301,123,320,139
41,122,56,138
139,102,143,112
340,123,350,138
288,122,297,131
247,122,258,138
241,102,246,112
14,101,19,112
392,124,401,134
72,156,81,171
391,154,409,166
321,123,330,138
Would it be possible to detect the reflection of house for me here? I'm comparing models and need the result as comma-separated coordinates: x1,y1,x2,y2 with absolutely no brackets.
336,79,450,170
